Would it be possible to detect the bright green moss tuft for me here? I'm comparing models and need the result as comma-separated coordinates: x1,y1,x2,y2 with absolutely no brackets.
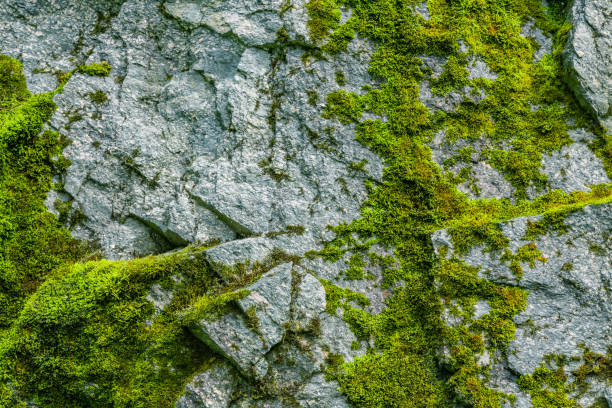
305,0,341,43
0,56,29,109
0,55,88,330
518,361,579,407
339,352,444,408
78,61,112,77
323,90,363,124
0,248,220,407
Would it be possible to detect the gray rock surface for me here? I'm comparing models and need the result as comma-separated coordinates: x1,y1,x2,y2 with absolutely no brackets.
522,19,552,63
0,0,382,260
565,0,612,131
185,260,363,407
433,202,612,404
189,263,294,379
237,263,293,349
176,360,238,408
537,128,609,194
2,0,612,406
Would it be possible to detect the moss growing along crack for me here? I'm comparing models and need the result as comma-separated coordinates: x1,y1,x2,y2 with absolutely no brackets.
305,0,611,406
78,61,112,77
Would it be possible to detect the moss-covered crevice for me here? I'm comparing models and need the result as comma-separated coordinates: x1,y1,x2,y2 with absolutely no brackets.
305,0,611,405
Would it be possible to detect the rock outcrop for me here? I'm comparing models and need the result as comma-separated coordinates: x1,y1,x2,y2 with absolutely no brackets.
565,0,612,131
0,0,382,259
1,0,612,407
182,262,362,407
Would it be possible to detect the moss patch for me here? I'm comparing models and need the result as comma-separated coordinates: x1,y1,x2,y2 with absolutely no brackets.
78,61,112,77
305,0,610,405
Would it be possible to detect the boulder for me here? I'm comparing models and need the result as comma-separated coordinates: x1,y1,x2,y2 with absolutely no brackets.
565,0,612,131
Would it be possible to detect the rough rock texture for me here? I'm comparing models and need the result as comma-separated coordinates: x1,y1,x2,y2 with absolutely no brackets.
426,24,610,201
177,360,238,408
183,262,362,407
189,263,294,379
2,0,612,407
538,128,609,194
433,202,612,406
0,0,382,259
565,0,612,131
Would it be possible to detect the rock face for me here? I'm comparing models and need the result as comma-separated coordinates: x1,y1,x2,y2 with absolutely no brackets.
190,263,294,379
0,0,382,259
433,202,612,407
176,360,238,408
2,0,612,407
565,0,612,131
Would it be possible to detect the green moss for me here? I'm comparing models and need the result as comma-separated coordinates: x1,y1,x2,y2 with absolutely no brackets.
0,56,89,330
78,61,112,77
0,248,220,407
302,0,609,404
591,131,612,179
306,89,319,106
184,289,250,323
323,89,363,124
89,90,108,105
335,70,346,86
432,54,470,95
323,20,356,54
338,352,444,408
518,360,579,407
500,242,547,279
320,278,369,315
344,252,366,280
305,0,341,43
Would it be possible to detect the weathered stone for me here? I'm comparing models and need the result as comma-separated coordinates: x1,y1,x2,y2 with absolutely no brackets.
564,0,612,131
536,128,609,196
237,263,293,348
296,374,351,408
204,237,278,280
293,270,327,323
189,263,293,379
434,202,612,403
176,360,238,408
0,0,382,260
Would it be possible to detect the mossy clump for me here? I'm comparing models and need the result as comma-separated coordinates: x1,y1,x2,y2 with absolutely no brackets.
0,248,220,407
305,0,340,43
338,352,444,408
0,55,88,329
518,361,579,407
78,61,112,77
89,90,109,104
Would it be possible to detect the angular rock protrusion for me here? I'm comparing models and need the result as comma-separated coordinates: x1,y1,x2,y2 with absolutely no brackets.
204,237,277,281
564,0,612,131
189,263,293,379
236,262,293,348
